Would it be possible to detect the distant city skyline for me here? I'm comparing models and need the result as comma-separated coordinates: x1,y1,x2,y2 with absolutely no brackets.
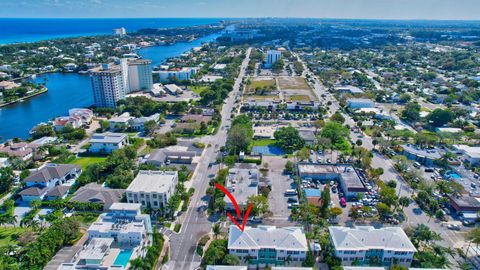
1,0,480,20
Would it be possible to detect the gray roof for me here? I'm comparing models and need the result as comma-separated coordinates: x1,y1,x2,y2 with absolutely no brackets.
228,225,308,251
402,144,442,160
90,132,127,144
329,226,416,252
19,186,46,196
24,163,80,183
298,129,316,142
45,185,70,197
130,113,160,125
69,183,125,210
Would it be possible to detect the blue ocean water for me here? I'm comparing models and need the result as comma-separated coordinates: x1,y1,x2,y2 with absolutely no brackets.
0,18,223,44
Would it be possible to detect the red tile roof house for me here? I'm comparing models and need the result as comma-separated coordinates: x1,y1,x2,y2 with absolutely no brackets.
18,163,82,202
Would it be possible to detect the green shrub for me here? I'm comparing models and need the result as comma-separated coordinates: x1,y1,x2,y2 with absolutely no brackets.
174,223,182,232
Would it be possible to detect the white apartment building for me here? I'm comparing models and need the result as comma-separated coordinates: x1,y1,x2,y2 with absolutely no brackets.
87,203,152,246
265,50,282,68
127,59,153,93
156,67,198,82
90,63,126,108
112,27,127,36
126,170,178,209
329,226,416,267
228,225,308,268
89,132,129,154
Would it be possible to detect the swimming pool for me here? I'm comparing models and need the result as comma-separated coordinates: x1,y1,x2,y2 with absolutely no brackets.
113,249,133,268
252,145,285,156
449,173,462,179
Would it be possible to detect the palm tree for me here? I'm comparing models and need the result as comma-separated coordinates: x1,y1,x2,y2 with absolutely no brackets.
27,220,40,232
212,223,221,239
129,258,144,269
398,196,412,211
465,227,480,256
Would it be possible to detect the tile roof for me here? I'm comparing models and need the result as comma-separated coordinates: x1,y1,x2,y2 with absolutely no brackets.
45,185,71,197
24,164,80,183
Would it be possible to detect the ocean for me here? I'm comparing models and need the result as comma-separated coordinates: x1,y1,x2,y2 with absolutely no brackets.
0,18,223,44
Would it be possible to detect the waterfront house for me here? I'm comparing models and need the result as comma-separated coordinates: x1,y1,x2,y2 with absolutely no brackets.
126,170,178,210
0,142,33,161
53,116,83,131
89,132,129,154
329,226,416,267
0,81,20,90
18,163,81,201
69,108,94,125
228,225,308,268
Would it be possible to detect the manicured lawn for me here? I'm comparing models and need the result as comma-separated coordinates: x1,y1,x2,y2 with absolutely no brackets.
287,94,311,102
69,156,106,169
190,86,209,95
0,227,31,247
251,139,276,147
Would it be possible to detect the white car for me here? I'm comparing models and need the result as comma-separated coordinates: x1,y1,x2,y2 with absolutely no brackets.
447,224,461,231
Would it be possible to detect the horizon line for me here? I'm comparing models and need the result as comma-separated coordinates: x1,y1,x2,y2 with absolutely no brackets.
1,17,480,22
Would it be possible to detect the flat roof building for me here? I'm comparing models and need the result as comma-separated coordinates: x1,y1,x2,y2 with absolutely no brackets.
401,144,442,166
224,164,259,211
126,170,178,210
89,132,129,154
298,163,367,199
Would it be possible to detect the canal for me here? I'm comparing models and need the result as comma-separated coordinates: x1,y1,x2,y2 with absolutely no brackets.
0,33,219,141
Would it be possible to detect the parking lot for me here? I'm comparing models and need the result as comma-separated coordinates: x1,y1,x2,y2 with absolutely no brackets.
262,156,295,226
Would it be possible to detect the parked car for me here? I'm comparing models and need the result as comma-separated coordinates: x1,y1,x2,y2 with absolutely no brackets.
447,224,461,231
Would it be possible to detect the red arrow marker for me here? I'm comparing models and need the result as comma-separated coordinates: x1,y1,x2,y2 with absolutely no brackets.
215,183,253,232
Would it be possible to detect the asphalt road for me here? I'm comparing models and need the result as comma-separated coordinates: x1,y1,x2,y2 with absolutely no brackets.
165,48,252,270
297,55,467,253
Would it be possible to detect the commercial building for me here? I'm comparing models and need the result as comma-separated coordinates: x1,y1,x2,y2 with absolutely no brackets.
228,225,308,267
453,144,480,166
401,144,442,166
265,50,282,68
18,163,81,201
127,59,153,93
347,98,375,109
298,163,367,199
89,132,129,154
334,85,364,95
126,170,178,209
224,164,259,211
329,226,416,267
87,203,152,245
90,63,127,108
447,194,480,214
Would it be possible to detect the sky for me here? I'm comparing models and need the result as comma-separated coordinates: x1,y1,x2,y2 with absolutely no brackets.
1,0,480,20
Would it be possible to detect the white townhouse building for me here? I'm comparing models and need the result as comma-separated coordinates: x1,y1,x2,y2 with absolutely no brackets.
126,170,178,210
87,203,152,246
329,226,416,267
228,225,308,268
89,132,129,154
